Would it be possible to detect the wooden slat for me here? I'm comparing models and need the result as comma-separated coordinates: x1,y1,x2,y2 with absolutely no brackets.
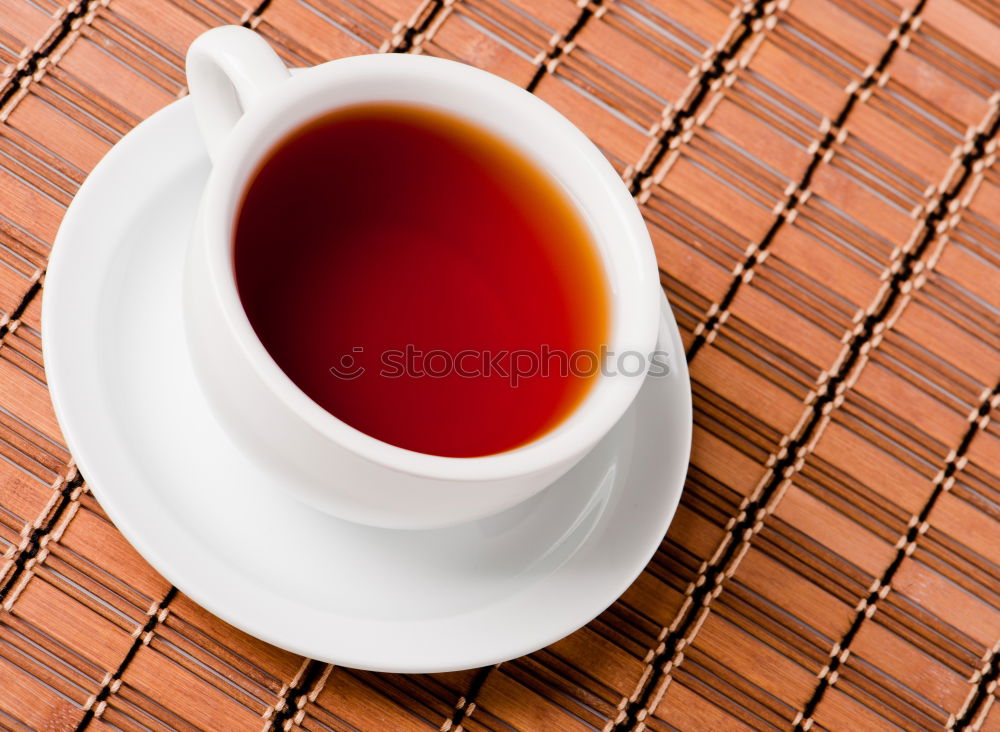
417,0,579,87
291,667,476,731
255,0,430,63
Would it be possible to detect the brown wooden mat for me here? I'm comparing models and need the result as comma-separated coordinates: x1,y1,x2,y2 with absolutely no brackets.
1,0,998,728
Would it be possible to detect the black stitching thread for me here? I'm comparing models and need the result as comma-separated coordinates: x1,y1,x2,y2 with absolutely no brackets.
628,1,767,196
241,0,274,26
268,659,329,731
0,471,83,603
955,648,1000,730
0,280,41,342
75,586,179,730
447,665,493,730
393,0,447,54
524,1,602,93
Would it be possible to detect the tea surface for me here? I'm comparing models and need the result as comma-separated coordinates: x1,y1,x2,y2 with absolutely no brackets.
234,103,609,457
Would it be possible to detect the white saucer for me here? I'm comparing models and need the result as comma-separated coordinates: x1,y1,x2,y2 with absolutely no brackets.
43,94,692,672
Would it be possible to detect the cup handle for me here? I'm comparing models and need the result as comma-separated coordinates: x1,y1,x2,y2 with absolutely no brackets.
185,26,291,162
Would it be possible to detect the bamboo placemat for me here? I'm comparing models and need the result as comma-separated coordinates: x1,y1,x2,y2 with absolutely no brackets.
0,0,998,728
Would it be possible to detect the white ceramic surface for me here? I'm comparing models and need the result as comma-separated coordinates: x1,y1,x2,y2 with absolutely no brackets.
43,95,692,672
183,28,664,528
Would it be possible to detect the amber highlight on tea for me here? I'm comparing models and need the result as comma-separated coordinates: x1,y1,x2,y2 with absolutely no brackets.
233,103,610,457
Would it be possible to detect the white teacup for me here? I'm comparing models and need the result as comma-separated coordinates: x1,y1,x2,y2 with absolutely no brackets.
183,25,661,529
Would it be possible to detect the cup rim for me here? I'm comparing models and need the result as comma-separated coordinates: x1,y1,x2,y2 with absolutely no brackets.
197,53,661,482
